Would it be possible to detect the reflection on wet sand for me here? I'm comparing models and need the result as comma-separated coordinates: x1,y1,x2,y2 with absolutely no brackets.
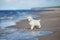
0,28,53,40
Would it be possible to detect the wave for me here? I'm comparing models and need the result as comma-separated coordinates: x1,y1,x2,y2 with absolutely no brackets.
0,11,38,29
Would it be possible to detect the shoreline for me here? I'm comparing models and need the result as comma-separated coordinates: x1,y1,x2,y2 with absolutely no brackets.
7,8,60,31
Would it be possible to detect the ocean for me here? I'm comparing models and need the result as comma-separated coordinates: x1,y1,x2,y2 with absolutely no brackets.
0,10,53,29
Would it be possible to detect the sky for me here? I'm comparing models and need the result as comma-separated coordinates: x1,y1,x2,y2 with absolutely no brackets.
0,0,60,10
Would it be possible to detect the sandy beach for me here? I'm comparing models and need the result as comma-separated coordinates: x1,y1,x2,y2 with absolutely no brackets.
0,8,60,40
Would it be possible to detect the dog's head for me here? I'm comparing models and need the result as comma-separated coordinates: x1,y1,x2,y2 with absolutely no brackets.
27,16,33,21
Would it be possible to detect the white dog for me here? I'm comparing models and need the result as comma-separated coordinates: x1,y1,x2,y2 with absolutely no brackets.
27,16,41,30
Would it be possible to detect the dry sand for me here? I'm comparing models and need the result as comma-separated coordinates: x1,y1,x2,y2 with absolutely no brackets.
1,8,60,40
34,8,60,40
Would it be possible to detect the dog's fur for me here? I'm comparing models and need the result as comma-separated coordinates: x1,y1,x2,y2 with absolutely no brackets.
27,16,41,30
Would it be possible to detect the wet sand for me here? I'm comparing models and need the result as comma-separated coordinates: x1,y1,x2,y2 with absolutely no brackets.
0,8,60,40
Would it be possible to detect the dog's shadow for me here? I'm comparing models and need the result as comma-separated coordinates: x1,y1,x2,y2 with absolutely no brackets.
25,26,40,30
34,26,40,29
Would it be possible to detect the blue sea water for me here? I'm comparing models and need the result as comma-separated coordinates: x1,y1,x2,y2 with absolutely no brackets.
0,10,53,29
0,10,39,29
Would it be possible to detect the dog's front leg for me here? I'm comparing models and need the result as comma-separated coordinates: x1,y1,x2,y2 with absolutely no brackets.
39,24,41,28
31,25,34,30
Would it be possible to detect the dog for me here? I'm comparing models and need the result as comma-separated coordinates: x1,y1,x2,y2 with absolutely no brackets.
27,16,41,30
